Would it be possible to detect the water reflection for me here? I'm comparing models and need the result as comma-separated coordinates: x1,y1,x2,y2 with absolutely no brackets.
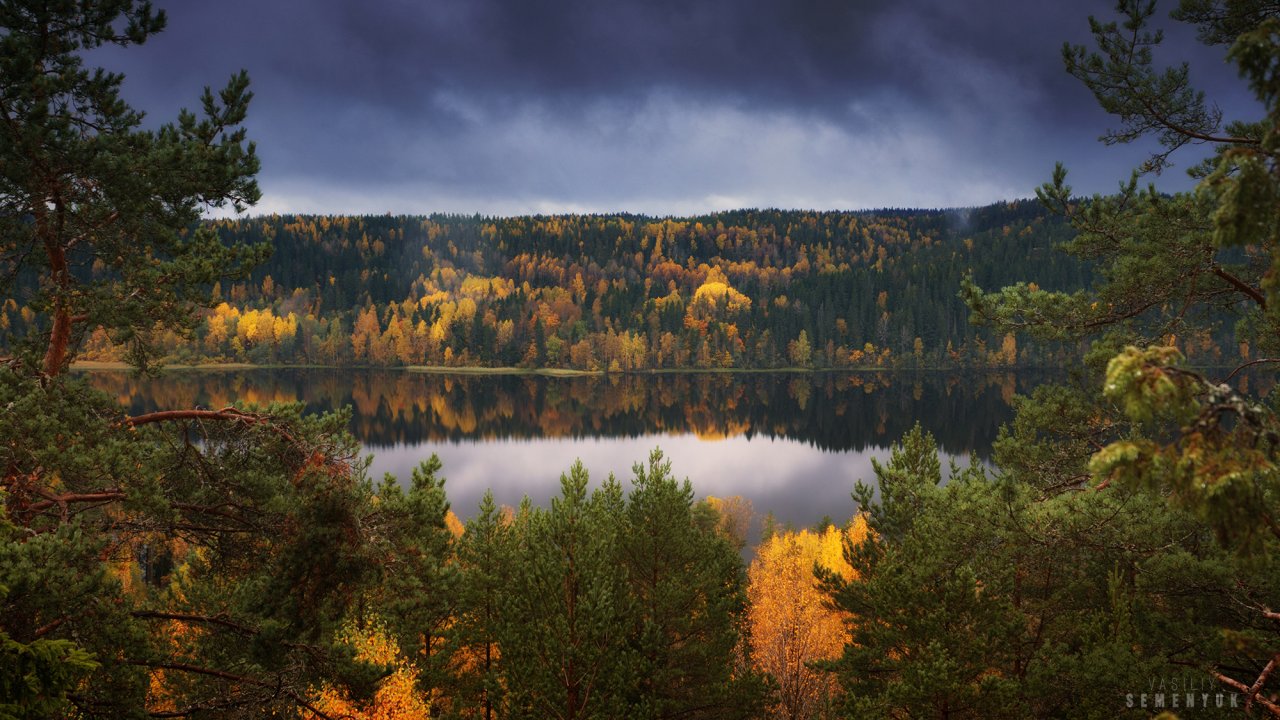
87,369,1033,452
83,369,1039,532
370,434,892,540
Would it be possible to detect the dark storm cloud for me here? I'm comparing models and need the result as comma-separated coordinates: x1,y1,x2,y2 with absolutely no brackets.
90,0,1261,214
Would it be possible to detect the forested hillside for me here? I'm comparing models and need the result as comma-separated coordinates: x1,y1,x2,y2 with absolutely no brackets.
20,202,1111,369
208,203,1083,368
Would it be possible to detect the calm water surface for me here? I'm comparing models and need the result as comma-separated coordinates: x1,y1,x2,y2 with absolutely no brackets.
83,369,1040,534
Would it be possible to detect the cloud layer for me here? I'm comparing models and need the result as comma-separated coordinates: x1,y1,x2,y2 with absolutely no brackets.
93,0,1259,215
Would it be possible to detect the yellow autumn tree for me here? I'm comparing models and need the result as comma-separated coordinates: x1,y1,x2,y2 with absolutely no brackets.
684,267,751,333
351,306,384,363
312,616,431,719
80,326,124,361
748,517,869,720
1000,332,1018,366
236,307,280,348
272,312,298,346
204,302,239,353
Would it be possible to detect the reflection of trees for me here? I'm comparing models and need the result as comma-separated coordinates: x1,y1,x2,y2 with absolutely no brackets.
82,369,1075,456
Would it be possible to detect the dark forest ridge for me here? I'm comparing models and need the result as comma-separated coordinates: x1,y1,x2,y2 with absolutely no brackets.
12,200,1122,370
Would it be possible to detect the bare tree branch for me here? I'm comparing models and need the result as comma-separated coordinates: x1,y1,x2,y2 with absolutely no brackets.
125,407,298,445
1213,669,1280,717
1212,266,1267,308
119,660,338,720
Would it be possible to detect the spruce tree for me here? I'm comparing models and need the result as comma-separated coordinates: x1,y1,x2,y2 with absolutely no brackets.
373,455,459,714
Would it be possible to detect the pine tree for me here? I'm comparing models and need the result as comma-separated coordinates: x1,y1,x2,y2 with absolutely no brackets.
454,490,512,720
820,424,1215,718
0,4,388,715
374,455,459,714
0,0,266,375
498,463,633,720
621,450,769,719
957,0,1280,711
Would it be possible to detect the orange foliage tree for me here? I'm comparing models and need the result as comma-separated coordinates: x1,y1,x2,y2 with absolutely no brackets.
747,517,869,720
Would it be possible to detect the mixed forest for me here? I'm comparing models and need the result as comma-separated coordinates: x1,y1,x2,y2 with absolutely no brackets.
12,202,1102,370
5,0,1280,719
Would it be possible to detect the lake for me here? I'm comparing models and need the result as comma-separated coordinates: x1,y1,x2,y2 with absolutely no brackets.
82,368,1040,535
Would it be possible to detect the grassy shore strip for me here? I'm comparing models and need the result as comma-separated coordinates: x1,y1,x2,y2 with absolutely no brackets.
70,361,344,372
402,365,897,376
404,365,601,377
69,360,1042,375
69,360,604,375
71,360,256,371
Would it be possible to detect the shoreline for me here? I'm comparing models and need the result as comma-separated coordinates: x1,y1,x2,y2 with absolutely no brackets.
68,360,1050,375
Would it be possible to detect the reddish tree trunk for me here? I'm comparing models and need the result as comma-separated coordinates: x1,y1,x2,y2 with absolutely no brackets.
42,302,71,376
40,197,72,377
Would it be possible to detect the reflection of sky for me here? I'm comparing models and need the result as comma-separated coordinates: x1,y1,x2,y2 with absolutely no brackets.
368,433,971,539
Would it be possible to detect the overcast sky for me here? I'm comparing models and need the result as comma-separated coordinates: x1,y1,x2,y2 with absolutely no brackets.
92,0,1259,217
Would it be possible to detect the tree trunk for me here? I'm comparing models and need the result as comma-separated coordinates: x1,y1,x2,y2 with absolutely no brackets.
40,196,71,377
42,300,72,376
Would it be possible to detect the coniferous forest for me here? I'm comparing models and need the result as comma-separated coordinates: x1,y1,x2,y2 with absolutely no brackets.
4,1,1280,719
